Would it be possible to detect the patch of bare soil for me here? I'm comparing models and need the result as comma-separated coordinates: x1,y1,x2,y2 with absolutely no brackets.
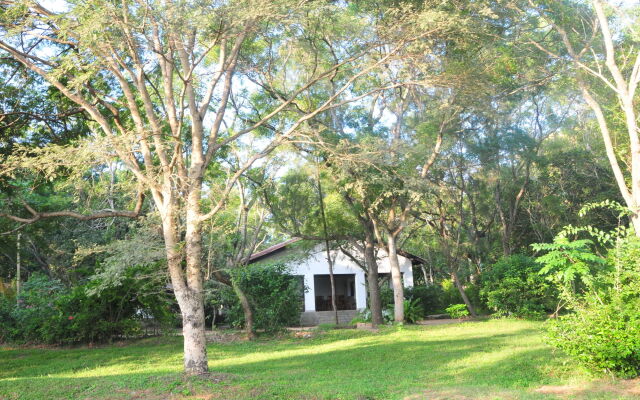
404,389,518,400
110,372,232,400
535,378,640,398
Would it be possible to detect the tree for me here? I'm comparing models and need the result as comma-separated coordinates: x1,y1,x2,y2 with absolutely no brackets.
527,0,640,234
0,0,417,373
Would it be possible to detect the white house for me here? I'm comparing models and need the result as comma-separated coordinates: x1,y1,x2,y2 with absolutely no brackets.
249,238,416,326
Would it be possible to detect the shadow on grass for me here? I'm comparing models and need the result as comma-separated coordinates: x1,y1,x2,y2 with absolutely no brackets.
0,322,572,399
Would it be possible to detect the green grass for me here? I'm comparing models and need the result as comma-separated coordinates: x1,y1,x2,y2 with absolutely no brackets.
0,319,636,399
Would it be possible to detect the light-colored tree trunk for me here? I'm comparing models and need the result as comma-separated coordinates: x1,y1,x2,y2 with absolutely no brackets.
385,233,405,322
534,0,640,235
161,198,209,375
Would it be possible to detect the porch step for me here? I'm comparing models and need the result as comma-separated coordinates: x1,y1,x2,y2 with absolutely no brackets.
300,310,358,326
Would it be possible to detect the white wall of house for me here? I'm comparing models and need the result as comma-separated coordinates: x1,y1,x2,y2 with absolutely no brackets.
280,246,414,312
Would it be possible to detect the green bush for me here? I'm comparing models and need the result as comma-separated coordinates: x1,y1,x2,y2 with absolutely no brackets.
404,285,444,314
3,268,174,345
225,264,303,333
403,298,424,323
379,286,394,308
546,294,640,378
8,273,66,343
445,304,469,318
480,254,557,319
441,279,464,307
533,208,640,377
0,296,15,342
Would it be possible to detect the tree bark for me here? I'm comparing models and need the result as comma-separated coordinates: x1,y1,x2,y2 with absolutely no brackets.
451,271,477,317
386,233,405,323
232,280,256,340
162,198,209,375
363,234,383,326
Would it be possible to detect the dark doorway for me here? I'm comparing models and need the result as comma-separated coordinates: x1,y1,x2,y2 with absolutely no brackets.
314,274,356,311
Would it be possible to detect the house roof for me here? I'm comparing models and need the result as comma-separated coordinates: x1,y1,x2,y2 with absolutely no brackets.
248,237,303,263
248,237,427,265
397,249,428,266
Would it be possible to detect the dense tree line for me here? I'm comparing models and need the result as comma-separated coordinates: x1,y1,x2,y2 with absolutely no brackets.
1,0,638,377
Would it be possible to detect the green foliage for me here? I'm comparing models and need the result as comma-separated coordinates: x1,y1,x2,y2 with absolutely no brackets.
403,298,424,323
535,202,640,377
350,308,393,324
0,296,15,342
546,294,640,378
1,269,174,345
480,254,557,319
225,264,303,333
403,285,444,314
445,304,469,319
532,237,605,291
379,286,394,308
440,279,464,307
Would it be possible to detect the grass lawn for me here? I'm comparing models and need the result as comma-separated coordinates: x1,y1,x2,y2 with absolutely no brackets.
0,319,638,399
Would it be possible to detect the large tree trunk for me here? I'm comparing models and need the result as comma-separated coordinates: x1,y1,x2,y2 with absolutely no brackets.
451,271,477,318
161,193,209,375
386,233,404,323
179,291,209,374
363,235,383,326
232,280,256,340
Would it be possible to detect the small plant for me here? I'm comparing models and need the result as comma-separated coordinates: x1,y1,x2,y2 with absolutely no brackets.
350,308,392,324
445,304,469,319
403,298,424,323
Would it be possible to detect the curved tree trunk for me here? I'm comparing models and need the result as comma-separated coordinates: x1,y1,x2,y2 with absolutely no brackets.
232,280,256,340
451,271,477,318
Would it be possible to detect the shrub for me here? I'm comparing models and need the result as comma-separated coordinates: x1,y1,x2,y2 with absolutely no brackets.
0,296,15,342
403,298,424,323
9,273,66,343
441,279,463,307
350,308,393,324
226,264,303,333
404,285,444,314
533,204,640,377
4,267,175,345
546,294,640,378
379,286,394,308
480,254,557,319
445,304,469,319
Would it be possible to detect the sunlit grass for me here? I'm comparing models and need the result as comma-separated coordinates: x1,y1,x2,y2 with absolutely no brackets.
0,319,635,399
